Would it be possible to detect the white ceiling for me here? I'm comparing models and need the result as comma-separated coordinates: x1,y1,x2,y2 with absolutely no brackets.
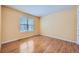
7,5,75,17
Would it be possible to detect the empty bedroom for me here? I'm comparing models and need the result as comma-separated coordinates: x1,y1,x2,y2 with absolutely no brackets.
0,5,79,53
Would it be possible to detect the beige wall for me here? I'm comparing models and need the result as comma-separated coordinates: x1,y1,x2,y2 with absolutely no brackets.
0,5,1,50
41,8,77,43
77,6,79,44
2,6,40,43
2,6,77,44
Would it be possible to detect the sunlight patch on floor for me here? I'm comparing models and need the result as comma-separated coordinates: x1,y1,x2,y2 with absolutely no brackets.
20,40,34,53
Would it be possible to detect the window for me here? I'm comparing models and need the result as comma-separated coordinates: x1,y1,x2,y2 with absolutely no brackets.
20,16,34,32
28,18,34,32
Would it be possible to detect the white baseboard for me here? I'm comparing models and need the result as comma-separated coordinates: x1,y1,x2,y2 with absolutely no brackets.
1,34,40,44
41,34,76,43
2,34,77,44
1,38,20,44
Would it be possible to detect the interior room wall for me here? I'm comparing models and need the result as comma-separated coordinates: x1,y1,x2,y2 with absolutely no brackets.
2,6,40,44
0,5,1,51
40,7,77,43
77,6,79,45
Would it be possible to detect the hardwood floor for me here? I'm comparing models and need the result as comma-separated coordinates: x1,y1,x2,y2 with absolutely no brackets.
1,35,79,53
